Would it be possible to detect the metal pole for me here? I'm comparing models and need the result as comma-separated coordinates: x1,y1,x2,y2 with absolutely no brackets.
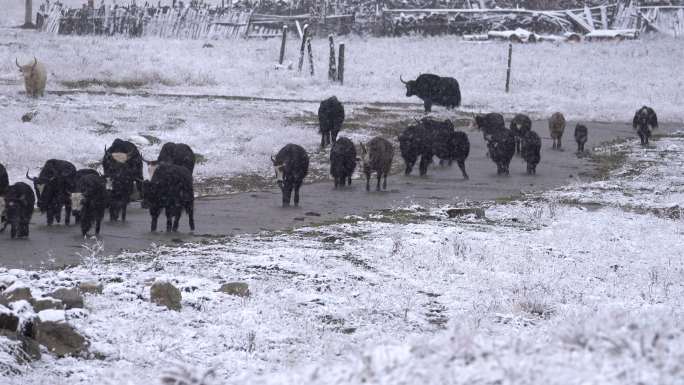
307,36,314,76
297,24,308,73
505,43,512,93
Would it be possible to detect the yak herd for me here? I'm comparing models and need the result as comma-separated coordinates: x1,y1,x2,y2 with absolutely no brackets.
0,141,195,239
1,69,660,239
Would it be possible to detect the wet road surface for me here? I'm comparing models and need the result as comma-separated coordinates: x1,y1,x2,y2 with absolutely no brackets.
0,117,675,270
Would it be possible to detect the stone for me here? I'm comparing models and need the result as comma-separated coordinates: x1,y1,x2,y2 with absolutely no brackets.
0,308,19,332
32,319,88,358
150,281,182,311
446,207,485,219
3,284,32,302
218,282,251,298
0,330,41,364
48,288,84,310
78,281,103,295
31,297,65,312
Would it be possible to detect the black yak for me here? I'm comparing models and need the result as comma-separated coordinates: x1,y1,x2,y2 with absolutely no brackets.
632,106,658,146
271,144,310,207
318,96,345,148
360,137,394,191
520,130,541,175
26,159,76,225
146,142,196,176
1,182,35,239
399,118,469,179
0,163,8,197
141,163,195,232
330,136,356,188
102,138,143,221
71,168,101,224
510,114,532,155
72,174,107,237
400,73,461,113
574,124,588,153
548,112,566,150
473,113,515,176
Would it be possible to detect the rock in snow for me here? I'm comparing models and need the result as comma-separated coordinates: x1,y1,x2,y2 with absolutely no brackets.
150,281,182,311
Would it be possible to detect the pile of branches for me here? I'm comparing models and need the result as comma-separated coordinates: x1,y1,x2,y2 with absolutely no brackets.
389,11,571,36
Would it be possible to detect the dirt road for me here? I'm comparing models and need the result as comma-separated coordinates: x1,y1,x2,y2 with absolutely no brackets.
1,98,674,269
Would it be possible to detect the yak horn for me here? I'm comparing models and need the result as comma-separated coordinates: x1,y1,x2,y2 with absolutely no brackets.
400,75,407,84
26,169,37,182
32,57,38,69
270,155,276,163
15,58,21,69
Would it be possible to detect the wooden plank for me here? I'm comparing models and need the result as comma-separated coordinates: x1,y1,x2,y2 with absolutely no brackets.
584,5,595,30
600,6,608,29
565,10,593,32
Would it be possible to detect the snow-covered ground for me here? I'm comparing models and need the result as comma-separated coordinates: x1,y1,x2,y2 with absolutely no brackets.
2,24,683,190
1,27,683,124
2,134,683,384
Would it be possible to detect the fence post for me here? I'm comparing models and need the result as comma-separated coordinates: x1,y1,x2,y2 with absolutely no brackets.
24,0,34,28
328,34,337,81
298,24,308,73
337,43,345,85
307,36,314,76
279,25,288,65
505,43,512,93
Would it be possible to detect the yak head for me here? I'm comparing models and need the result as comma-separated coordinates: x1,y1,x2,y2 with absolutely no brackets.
70,192,84,214
16,57,40,84
400,75,417,97
271,156,285,188
634,106,658,131
25,169,54,205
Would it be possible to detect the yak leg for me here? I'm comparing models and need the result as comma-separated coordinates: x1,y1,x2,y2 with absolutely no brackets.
457,160,469,179
404,155,416,175
347,175,352,186
383,173,388,190
334,176,339,189
65,201,72,225
121,203,127,222
365,172,371,192
376,173,382,191
282,184,293,207
20,222,29,238
331,129,339,144
172,207,181,232
10,224,17,239
95,217,101,235
55,205,62,223
293,182,302,207
419,153,432,176
47,207,55,226
423,99,432,113
165,208,173,232
150,207,160,232
81,217,90,237
557,137,562,149
187,203,195,231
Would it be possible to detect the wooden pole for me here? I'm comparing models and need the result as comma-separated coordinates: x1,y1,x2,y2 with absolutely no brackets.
337,43,345,85
297,24,308,73
24,0,34,28
328,34,337,81
279,25,288,65
307,36,314,76
505,43,512,93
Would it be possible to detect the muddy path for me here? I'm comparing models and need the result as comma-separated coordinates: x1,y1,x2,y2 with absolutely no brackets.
0,95,678,269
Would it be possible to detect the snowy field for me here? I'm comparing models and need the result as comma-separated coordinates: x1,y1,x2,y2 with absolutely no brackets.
2,134,683,384
1,23,683,190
